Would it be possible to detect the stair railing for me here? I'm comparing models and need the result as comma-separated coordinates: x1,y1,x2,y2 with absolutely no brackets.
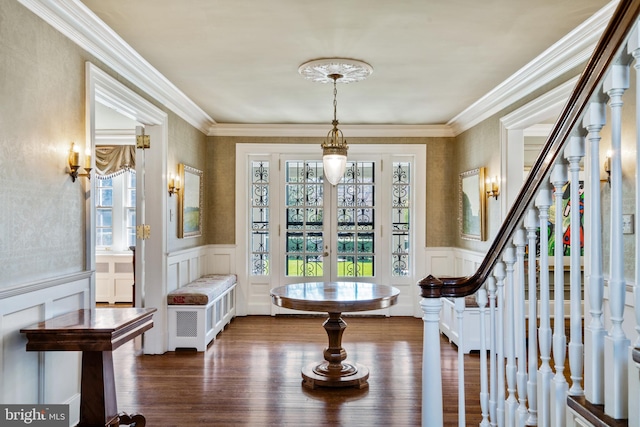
419,0,640,425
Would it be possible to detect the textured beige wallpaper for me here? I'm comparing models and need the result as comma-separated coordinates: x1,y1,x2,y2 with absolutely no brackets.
167,113,208,252
0,1,89,287
453,116,502,253
206,136,455,247
1,1,209,288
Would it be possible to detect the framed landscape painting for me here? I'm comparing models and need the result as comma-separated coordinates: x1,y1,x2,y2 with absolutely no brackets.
459,167,486,241
178,163,203,238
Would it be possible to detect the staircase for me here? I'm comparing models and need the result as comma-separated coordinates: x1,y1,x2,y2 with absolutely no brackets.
420,1,640,425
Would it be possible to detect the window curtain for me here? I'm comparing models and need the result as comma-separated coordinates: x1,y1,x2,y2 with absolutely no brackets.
95,145,136,179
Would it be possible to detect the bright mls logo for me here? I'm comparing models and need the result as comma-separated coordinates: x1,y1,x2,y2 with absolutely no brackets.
0,405,68,426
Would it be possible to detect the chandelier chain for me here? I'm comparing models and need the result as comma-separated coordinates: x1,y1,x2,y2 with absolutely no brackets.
333,77,338,124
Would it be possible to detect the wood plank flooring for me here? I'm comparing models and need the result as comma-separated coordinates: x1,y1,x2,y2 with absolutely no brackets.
112,315,485,426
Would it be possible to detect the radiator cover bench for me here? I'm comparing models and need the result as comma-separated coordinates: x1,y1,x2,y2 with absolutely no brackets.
167,274,237,351
439,295,490,354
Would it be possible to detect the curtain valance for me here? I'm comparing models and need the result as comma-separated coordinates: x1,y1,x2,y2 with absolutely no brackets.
95,145,135,179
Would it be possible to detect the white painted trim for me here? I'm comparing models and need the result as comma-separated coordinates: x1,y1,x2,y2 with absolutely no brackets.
87,62,170,355
209,123,455,137
499,76,579,220
236,144,426,317
95,129,136,145
449,2,616,135
452,248,487,277
17,0,615,138
0,271,92,299
524,123,555,137
0,276,90,425
18,0,214,134
501,77,580,130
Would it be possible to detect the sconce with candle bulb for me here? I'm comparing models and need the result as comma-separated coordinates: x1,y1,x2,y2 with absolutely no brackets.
68,142,92,182
603,152,611,186
168,171,181,196
486,176,500,200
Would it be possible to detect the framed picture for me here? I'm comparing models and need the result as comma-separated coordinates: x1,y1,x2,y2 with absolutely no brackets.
178,163,203,238
459,167,486,241
546,180,584,259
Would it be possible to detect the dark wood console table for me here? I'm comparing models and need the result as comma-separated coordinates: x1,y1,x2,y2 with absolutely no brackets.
270,282,399,389
20,308,156,427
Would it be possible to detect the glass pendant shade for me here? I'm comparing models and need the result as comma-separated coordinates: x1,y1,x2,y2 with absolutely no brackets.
323,152,347,185
322,123,348,185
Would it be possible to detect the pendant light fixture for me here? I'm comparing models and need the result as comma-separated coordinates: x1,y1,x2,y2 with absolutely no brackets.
298,58,373,185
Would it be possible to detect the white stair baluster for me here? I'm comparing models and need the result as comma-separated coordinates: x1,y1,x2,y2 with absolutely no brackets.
536,186,554,427
455,297,466,427
581,101,606,406
603,63,630,419
513,229,529,427
487,276,498,427
550,160,569,427
478,287,491,427
504,246,518,427
524,208,540,425
494,262,507,427
565,135,586,399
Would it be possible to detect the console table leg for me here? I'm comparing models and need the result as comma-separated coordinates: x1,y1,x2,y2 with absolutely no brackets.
79,351,118,426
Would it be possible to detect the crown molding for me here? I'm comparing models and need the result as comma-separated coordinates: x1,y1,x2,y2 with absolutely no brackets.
17,0,215,134
94,129,136,145
208,123,455,138
18,0,617,139
500,76,580,130
523,123,555,137
448,1,617,136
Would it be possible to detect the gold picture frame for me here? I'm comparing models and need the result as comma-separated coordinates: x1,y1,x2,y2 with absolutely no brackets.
178,163,203,238
459,167,486,241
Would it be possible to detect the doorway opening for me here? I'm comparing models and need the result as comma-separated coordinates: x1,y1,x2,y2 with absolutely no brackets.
93,102,138,306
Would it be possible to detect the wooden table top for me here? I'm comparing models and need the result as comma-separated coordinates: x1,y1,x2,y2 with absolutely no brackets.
20,308,156,352
270,282,399,313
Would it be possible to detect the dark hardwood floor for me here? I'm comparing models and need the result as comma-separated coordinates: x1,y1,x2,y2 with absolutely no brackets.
112,315,485,426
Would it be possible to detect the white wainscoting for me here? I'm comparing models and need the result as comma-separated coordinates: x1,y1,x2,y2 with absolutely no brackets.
0,272,92,427
96,253,133,304
424,247,489,353
423,247,486,279
165,246,481,320
423,247,456,278
166,245,237,293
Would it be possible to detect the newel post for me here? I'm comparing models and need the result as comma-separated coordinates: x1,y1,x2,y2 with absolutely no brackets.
419,275,444,427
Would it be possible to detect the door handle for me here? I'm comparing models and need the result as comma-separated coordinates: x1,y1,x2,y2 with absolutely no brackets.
323,252,329,257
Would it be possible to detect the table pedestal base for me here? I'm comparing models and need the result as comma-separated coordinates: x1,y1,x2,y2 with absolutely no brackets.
300,312,370,389
302,361,369,389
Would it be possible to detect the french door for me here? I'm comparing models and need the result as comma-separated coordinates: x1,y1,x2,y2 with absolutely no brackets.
241,144,425,316
280,158,379,286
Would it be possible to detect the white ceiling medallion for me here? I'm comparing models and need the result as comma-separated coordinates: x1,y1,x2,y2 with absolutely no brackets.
298,58,373,83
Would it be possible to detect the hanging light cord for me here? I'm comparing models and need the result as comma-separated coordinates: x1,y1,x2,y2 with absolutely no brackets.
332,75,338,127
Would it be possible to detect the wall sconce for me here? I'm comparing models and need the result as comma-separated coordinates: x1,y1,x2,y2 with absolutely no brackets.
68,142,91,182
603,152,611,186
486,176,500,200
168,172,181,196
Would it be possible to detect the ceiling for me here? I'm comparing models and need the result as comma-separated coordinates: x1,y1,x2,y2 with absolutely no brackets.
78,0,612,133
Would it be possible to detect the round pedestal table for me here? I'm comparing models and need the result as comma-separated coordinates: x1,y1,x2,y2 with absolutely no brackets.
270,281,399,389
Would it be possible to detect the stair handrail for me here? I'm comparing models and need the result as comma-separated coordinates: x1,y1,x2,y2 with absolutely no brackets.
419,0,640,299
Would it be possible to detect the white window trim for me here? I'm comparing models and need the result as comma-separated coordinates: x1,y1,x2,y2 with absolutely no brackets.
96,171,135,254
236,143,426,316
